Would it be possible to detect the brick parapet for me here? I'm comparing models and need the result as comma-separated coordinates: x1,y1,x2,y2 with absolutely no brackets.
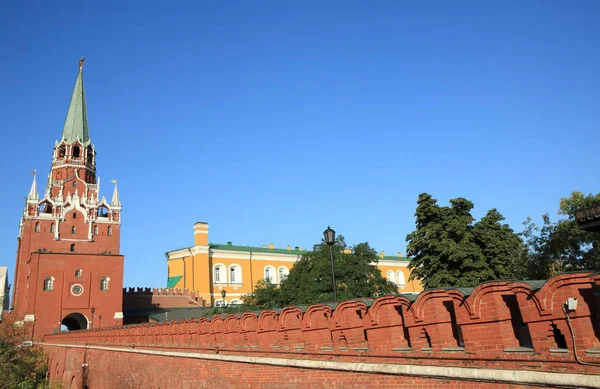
45,272,600,375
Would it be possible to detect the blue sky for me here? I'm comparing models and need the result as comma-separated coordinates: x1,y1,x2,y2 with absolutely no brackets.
1,1,598,288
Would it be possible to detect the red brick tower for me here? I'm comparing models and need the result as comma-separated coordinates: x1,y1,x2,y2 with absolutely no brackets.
12,59,124,338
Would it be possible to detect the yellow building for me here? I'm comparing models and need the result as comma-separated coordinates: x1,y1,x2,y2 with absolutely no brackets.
166,222,423,306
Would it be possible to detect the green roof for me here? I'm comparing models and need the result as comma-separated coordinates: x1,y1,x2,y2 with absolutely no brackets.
61,67,90,145
166,275,183,288
166,242,408,261
209,243,306,255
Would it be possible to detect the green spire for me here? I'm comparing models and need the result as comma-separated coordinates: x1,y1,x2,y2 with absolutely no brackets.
61,59,90,145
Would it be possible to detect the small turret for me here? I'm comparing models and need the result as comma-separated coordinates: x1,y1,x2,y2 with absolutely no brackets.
110,180,121,208
26,171,38,202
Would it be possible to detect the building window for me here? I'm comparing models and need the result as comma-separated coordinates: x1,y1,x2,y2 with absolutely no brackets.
73,212,77,219
215,300,226,307
93,225,98,235
108,226,112,236
35,223,40,233
278,267,289,283
100,277,110,291
264,266,276,284
50,223,55,233
73,181,77,187
214,264,225,284
71,226,76,234
73,146,80,158
70,244,76,252
396,271,406,287
43,276,54,291
229,265,242,284
387,270,396,284
75,269,83,277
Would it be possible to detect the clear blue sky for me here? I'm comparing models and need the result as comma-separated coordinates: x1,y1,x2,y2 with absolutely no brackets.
1,1,598,288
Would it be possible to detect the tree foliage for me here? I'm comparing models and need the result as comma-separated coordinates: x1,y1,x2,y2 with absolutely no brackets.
243,236,397,309
406,193,523,289
523,191,600,278
0,314,49,389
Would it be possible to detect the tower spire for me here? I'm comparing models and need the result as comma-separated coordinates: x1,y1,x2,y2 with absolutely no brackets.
27,170,38,201
61,58,90,145
110,179,121,207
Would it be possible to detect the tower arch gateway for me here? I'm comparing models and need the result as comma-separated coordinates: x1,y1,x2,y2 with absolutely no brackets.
11,60,125,338
61,313,88,331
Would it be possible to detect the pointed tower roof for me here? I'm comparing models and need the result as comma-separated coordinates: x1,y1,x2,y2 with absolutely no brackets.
27,171,38,201
61,58,90,145
111,179,121,207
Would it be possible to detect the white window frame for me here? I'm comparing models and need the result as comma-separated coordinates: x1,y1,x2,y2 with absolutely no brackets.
229,264,242,285
278,266,289,283
387,270,396,284
396,271,406,287
43,276,54,291
264,266,277,284
213,264,226,285
100,276,110,291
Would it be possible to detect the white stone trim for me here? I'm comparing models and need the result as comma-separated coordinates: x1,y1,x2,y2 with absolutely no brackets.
114,312,123,319
41,343,600,388
190,246,209,255
193,230,208,234
211,251,301,262
24,314,35,322
378,260,409,267
210,292,244,297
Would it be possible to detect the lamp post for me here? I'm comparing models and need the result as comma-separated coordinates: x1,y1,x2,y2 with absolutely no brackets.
90,307,95,330
221,289,227,308
323,226,337,303
99,315,102,329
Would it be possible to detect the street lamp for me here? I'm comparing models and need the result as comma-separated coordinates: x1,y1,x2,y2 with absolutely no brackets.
323,226,337,303
221,289,227,308
90,307,95,330
99,315,102,329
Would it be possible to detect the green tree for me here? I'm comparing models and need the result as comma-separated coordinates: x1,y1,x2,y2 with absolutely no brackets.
0,314,49,389
406,193,523,289
523,191,600,278
243,236,397,308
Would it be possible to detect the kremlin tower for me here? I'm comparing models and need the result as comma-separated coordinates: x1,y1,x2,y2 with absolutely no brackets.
12,59,124,337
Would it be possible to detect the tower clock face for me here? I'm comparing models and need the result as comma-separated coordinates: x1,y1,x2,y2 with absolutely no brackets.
71,284,84,296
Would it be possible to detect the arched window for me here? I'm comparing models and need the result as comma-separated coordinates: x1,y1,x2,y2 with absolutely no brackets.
73,146,80,158
100,277,110,291
264,266,276,284
387,270,396,284
396,271,406,287
278,267,289,283
71,226,76,234
73,212,77,219
35,223,40,232
107,226,112,236
43,276,54,291
215,300,226,307
213,264,226,284
229,265,242,284
75,269,83,278
50,223,55,233
70,244,76,252
73,181,77,188
98,206,109,218
93,225,98,235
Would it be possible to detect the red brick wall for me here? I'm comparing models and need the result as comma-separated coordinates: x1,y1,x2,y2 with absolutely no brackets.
43,345,552,389
43,272,600,388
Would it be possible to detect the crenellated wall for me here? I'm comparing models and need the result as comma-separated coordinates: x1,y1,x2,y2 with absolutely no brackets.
43,272,600,388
